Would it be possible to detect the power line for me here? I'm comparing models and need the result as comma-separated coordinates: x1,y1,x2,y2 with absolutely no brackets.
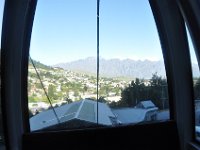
29,57,60,124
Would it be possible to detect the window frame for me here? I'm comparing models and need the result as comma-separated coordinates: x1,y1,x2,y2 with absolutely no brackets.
1,0,37,149
176,0,200,148
150,0,195,149
1,0,197,149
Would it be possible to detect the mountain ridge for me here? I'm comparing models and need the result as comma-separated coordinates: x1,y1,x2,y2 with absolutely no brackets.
54,57,200,79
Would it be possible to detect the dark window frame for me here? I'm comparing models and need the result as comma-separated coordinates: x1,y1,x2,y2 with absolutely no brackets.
177,0,200,148
150,0,195,149
1,0,198,149
1,0,37,149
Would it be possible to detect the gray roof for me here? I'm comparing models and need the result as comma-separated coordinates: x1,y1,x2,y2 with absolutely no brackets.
30,99,115,131
112,107,158,124
30,99,159,131
138,100,156,109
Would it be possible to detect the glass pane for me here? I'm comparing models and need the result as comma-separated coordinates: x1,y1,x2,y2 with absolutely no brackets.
186,27,200,142
0,0,5,149
29,0,170,132
29,0,97,131
98,0,169,126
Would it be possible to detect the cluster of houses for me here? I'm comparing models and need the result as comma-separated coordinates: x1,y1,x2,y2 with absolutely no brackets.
29,67,128,102
30,99,159,131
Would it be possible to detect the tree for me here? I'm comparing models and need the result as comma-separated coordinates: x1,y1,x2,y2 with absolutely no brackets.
118,73,168,109
48,84,57,100
98,96,107,103
120,78,148,107
149,73,168,109
99,85,110,97
35,82,42,89
73,90,79,97
83,85,88,95
118,78,143,107
64,97,73,104
28,96,37,103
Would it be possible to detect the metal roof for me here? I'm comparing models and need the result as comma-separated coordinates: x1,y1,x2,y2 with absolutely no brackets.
137,100,156,109
30,99,115,131
112,107,158,124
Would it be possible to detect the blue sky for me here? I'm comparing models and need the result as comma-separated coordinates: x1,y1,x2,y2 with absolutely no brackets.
30,0,164,65
0,0,197,65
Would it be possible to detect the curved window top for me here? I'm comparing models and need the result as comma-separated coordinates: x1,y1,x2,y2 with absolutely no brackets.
28,0,169,132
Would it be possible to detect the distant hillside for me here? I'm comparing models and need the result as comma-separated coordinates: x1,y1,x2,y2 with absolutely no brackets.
28,59,128,104
29,59,52,70
54,57,200,79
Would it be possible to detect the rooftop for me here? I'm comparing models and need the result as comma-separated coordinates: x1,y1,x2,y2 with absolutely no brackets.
30,99,116,131
136,100,156,109
30,99,159,131
112,107,158,124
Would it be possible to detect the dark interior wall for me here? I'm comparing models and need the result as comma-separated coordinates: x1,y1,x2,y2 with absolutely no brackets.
0,112,3,141
23,121,180,150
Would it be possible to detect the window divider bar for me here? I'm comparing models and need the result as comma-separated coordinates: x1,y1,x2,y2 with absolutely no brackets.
96,0,100,125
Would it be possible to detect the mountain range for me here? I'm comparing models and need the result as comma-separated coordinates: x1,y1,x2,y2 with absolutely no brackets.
54,57,200,79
